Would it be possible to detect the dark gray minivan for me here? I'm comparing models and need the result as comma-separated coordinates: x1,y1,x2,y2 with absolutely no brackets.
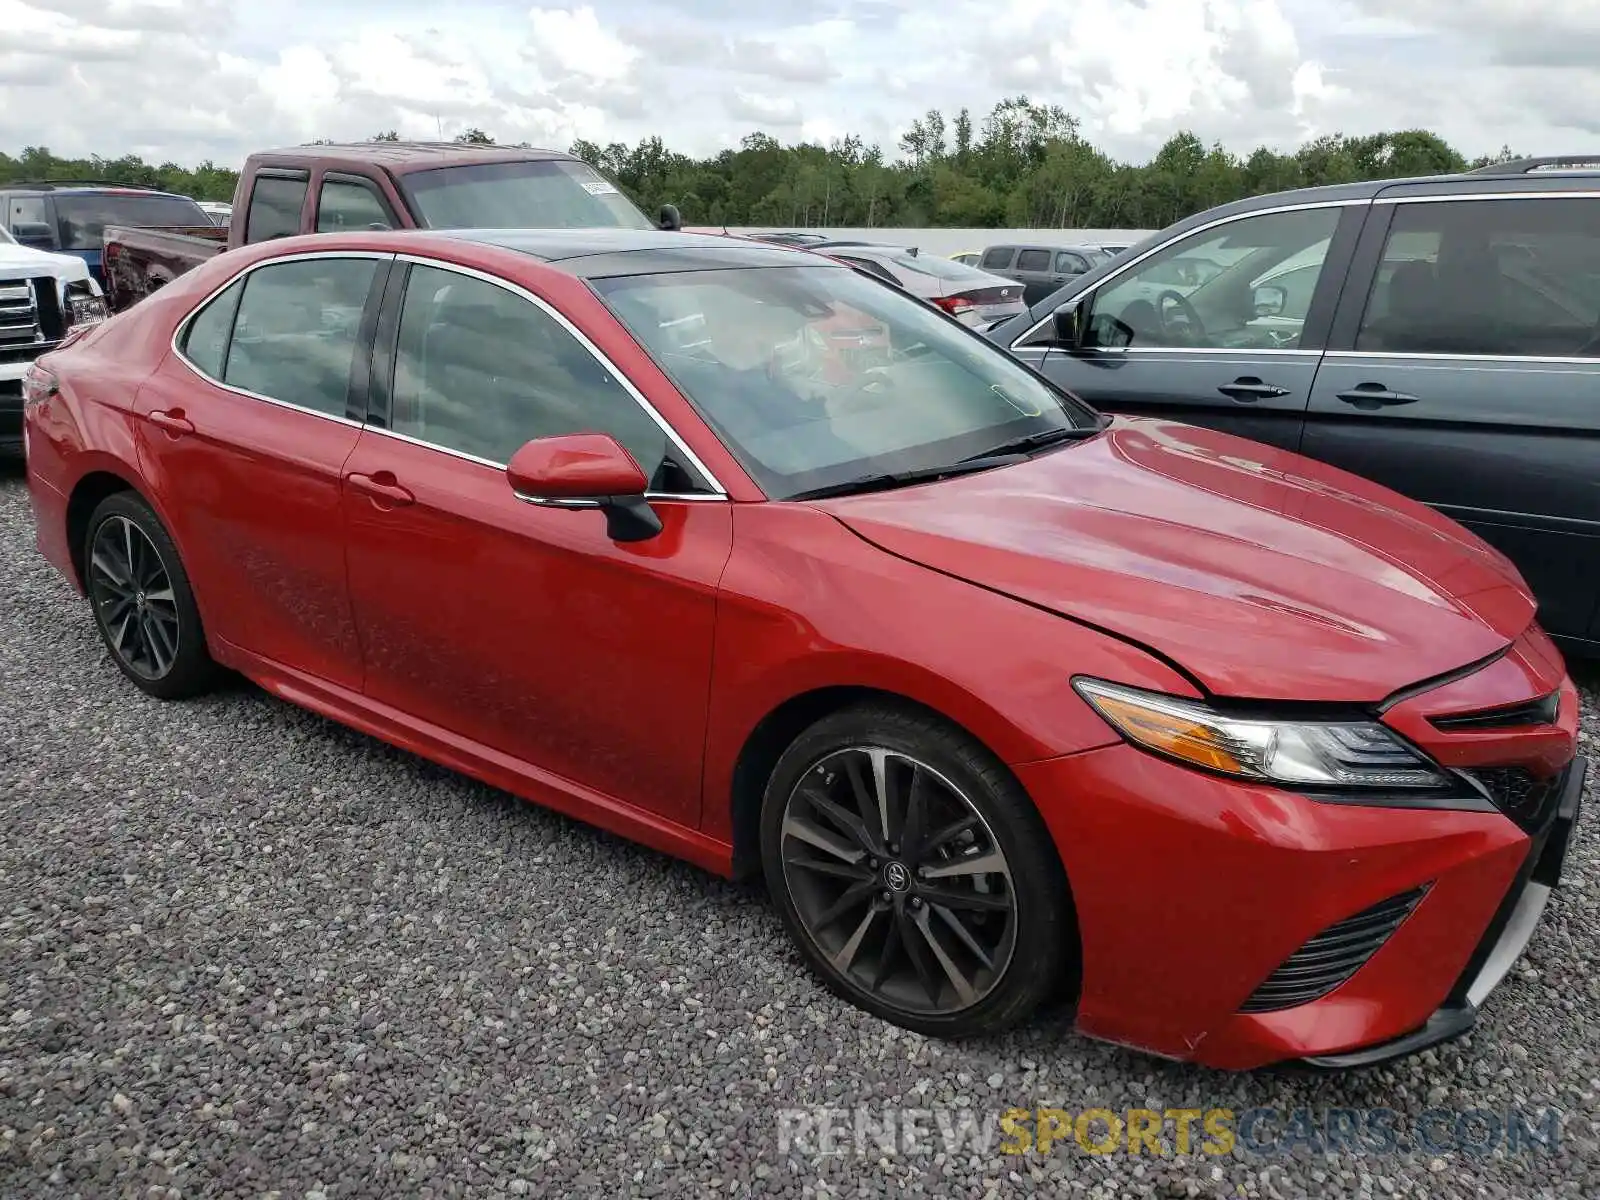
985,157,1600,654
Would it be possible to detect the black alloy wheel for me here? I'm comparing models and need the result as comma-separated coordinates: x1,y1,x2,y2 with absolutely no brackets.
84,491,217,699
761,702,1076,1037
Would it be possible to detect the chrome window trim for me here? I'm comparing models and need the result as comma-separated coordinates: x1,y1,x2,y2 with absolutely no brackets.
169,249,394,428
1007,198,1370,352
1325,349,1600,367
1376,190,1600,205
1058,346,1323,359
392,252,728,500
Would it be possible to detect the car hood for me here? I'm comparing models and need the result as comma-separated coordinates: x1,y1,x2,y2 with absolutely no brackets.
817,418,1534,702
0,239,92,284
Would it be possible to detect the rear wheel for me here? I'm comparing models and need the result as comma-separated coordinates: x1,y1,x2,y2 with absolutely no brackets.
759,701,1076,1037
83,491,217,700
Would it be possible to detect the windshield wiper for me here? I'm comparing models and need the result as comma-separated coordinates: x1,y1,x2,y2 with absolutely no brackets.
786,456,1021,501
958,418,1109,463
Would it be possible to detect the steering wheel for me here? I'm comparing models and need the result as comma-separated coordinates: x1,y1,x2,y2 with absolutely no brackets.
1155,289,1206,345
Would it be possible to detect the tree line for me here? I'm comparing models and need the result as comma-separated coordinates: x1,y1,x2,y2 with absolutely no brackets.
0,96,1518,231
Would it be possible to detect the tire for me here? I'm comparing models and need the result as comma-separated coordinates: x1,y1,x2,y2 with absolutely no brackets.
759,700,1076,1038
82,490,218,700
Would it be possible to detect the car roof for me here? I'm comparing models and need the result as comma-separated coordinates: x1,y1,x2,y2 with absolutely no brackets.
248,141,578,175
433,227,833,278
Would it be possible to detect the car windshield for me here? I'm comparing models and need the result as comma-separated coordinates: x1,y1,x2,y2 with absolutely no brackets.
53,193,210,250
400,159,655,231
591,264,1100,499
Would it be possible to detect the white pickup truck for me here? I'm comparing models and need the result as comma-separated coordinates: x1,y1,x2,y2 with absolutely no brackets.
0,228,108,455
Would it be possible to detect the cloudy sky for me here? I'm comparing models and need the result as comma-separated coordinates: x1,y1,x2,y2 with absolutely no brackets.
0,0,1595,168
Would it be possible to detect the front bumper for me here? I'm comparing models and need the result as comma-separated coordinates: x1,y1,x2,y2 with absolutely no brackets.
1300,753,1585,1067
1014,736,1584,1070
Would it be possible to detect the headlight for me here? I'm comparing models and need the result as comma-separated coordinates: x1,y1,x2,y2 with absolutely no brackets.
1072,678,1452,791
67,290,109,328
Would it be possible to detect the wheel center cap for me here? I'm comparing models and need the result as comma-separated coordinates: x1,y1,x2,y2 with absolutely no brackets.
135,591,147,608
883,861,912,892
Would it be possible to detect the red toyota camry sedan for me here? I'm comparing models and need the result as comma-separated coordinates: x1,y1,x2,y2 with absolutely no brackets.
22,228,1585,1070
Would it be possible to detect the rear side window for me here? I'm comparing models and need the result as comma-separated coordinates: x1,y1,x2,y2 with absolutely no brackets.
316,179,394,233
245,174,309,244
1015,249,1051,272
6,195,52,242
1356,197,1600,358
180,279,245,378
979,247,1013,270
223,256,382,416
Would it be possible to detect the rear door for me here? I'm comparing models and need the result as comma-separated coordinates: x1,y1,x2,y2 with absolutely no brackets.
1009,248,1059,305
1302,191,1600,643
1018,201,1369,451
133,250,391,689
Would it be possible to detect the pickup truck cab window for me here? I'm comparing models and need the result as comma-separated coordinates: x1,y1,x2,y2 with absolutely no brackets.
316,178,395,233
387,263,671,476
221,256,381,416
246,173,310,244
399,159,655,231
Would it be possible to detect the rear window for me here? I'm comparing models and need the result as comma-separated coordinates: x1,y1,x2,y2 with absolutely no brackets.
399,159,654,230
53,193,210,251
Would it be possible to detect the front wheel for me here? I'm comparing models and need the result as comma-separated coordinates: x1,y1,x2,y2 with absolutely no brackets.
83,490,218,700
759,701,1077,1038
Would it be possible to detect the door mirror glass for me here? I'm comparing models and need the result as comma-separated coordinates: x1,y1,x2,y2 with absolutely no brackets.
507,432,649,499
1252,283,1288,318
1085,312,1135,349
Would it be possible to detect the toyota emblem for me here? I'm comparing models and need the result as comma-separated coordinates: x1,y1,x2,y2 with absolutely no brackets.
885,861,911,892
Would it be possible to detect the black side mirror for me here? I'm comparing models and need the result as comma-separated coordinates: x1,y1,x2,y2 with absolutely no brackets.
11,221,55,250
1050,301,1081,347
658,204,682,232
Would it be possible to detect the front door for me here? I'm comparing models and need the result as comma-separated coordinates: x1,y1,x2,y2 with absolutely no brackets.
1303,193,1600,643
1025,203,1363,452
340,260,733,826
133,251,390,690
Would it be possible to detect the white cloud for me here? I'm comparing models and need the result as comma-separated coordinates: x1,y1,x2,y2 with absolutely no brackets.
0,0,1594,166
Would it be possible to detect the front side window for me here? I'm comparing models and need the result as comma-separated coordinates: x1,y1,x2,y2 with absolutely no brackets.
245,174,309,243
1355,198,1600,358
399,160,654,231
1055,252,1088,274
388,264,672,479
316,180,394,233
591,264,1100,500
1085,206,1342,351
222,256,380,416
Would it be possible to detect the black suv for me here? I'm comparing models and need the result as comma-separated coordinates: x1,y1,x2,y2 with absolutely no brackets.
986,156,1600,655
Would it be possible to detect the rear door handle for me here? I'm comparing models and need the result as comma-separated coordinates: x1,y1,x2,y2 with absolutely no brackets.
146,409,194,434
346,470,415,507
1217,377,1292,402
1336,383,1419,410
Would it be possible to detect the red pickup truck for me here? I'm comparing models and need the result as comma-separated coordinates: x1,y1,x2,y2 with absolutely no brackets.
102,141,680,311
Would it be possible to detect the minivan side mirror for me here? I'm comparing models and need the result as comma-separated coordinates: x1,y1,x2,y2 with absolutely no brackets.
658,203,682,232
506,432,662,542
1253,283,1288,318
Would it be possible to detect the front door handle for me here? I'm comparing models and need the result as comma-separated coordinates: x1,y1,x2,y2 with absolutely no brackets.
146,408,194,435
1217,377,1292,402
346,470,415,507
1336,383,1419,410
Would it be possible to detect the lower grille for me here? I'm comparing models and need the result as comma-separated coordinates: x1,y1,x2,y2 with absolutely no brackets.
1465,765,1565,831
0,280,41,352
1239,887,1428,1014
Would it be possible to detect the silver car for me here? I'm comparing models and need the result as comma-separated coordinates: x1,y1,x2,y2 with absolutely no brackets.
808,241,1028,329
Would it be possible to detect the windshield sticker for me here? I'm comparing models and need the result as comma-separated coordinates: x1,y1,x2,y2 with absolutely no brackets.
581,178,620,195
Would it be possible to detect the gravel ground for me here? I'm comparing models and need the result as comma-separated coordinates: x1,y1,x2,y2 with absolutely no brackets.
1,460,1597,1200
